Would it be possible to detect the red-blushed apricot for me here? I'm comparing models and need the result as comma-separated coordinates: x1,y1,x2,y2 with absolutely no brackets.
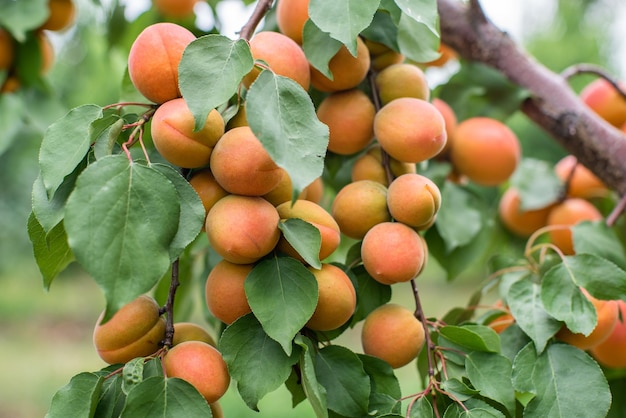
580,78,626,128
351,144,416,186
275,0,310,44
303,177,324,204
205,195,280,264
554,155,608,199
365,40,405,72
310,37,370,93
40,0,76,31
361,222,426,285
387,174,441,228
188,168,229,219
374,97,447,163
262,168,307,206
450,117,520,186
93,295,165,364
422,43,457,67
0,29,15,70
153,0,198,18
547,198,603,255
210,126,283,196
172,322,216,347
276,200,341,262
128,23,195,104
331,180,392,240
432,98,457,157
556,289,619,350
38,31,55,74
205,260,253,324
498,188,554,238
487,301,515,334
244,31,310,90
317,89,375,155
591,301,626,368
375,63,430,105
361,304,425,368
163,341,230,403
151,98,224,168
305,264,356,331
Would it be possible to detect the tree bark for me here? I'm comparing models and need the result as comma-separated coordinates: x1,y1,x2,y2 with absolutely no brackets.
437,0,626,196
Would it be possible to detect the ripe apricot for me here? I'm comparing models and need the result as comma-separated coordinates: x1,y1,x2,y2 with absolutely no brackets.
498,188,554,238
188,168,229,218
38,31,55,74
432,98,457,157
554,155,608,199
128,23,195,104
205,195,280,264
276,200,341,262
275,0,310,45
365,40,404,72
210,126,282,196
93,295,165,364
205,260,253,324
556,289,619,350
580,78,626,128
331,180,391,240
153,0,198,18
374,97,447,163
310,37,370,93
361,222,426,285
547,198,603,255
375,63,430,105
387,173,441,228
487,301,515,334
361,304,425,368
40,0,76,31
163,341,230,403
591,301,626,368
305,264,356,331
172,322,216,347
226,104,248,129
450,117,520,186
262,169,306,206
316,89,375,155
303,177,324,204
244,31,310,90
151,98,224,168
351,144,416,186
0,29,15,71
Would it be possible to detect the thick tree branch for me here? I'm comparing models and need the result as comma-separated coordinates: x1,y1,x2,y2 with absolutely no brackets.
437,0,626,195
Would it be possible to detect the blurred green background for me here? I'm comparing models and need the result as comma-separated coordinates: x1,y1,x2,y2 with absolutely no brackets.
0,0,624,416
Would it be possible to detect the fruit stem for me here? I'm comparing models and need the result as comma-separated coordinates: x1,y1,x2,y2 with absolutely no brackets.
161,259,180,348
410,279,437,379
239,0,274,41
606,194,626,227
367,70,395,185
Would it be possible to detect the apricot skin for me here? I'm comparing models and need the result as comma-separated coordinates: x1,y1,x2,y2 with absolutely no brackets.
40,0,76,31
205,260,253,324
375,63,430,105
432,98,457,157
547,198,602,255
331,180,391,240
351,145,416,186
361,304,425,369
303,177,324,204
0,29,14,71
591,301,626,368
310,37,370,93
387,173,441,228
305,264,356,331
275,0,310,45
554,155,608,199
580,78,626,128
172,322,216,347
188,168,229,218
128,23,195,104
153,0,198,18
498,188,553,238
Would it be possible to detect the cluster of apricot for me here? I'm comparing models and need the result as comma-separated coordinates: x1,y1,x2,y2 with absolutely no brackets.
0,0,75,93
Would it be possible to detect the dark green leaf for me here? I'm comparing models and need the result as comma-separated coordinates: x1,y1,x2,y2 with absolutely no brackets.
441,378,480,401
499,324,531,363
93,117,124,159
294,335,328,418
350,265,392,324
439,325,500,353
358,354,401,399
573,221,626,271
303,20,343,78
510,159,561,210
46,372,104,418
408,397,434,418
511,342,537,400
435,182,483,252
465,352,515,416
28,213,74,290
93,373,125,418
362,10,400,51
278,218,322,269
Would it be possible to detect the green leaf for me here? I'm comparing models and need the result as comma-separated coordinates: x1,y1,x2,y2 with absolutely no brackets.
439,325,501,353
294,335,328,418
572,221,626,271
119,377,213,417
510,159,561,210
0,0,48,41
93,117,125,160
278,218,322,269
122,358,145,395
465,352,515,416
396,13,440,63
219,314,300,410
247,70,329,197
499,324,531,363
39,104,103,198
435,182,483,252
511,342,537,399
93,373,125,418
361,10,400,51
46,372,104,418
441,378,480,401
408,397,434,418
179,35,254,131
350,265,392,325
32,165,82,234
0,93,25,156
245,256,318,355
308,0,380,55
64,156,180,321
358,354,401,399
315,345,370,417
303,20,343,79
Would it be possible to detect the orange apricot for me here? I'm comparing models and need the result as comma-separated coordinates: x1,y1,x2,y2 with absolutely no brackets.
547,198,603,255
487,301,515,334
172,322,216,347
262,168,307,206
580,78,626,128
387,173,441,229
361,304,425,368
432,98,457,157
554,155,608,199
450,117,520,186
40,0,76,31
331,180,391,240
0,29,15,71
422,43,457,67
275,0,310,45
374,97,447,163
226,103,248,129
310,37,370,93
365,40,405,72
205,259,253,324
591,300,626,368
498,188,554,238
303,177,324,204
305,264,356,331
351,144,416,186
153,0,198,18
205,195,280,264
188,168,229,218
38,31,55,74
375,63,430,105
128,22,196,104
316,89,375,155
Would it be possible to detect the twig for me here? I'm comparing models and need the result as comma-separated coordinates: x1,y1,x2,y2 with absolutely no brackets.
239,0,275,41
561,63,626,101
161,259,180,348
367,70,395,186
606,194,626,227
411,280,436,380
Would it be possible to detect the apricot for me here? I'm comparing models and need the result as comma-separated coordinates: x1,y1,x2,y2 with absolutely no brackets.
375,63,430,105
556,289,619,350
361,222,426,285
128,23,196,104
205,260,253,324
275,0,310,45
210,126,282,196
432,98,457,157
554,155,608,199
547,198,603,255
153,0,198,18
303,177,324,204
151,98,224,168
387,173,441,229
331,180,391,240
580,78,626,128
262,168,306,206
93,295,166,364
163,341,230,403
244,31,310,90
365,40,405,72
591,301,626,368
316,89,375,155
172,322,216,347
422,43,457,67
38,31,55,74
305,264,356,331
310,37,370,93
487,301,515,334
205,195,280,264
351,144,416,186
188,168,229,219
361,304,425,368
450,117,520,186
40,0,76,31
374,97,447,163
226,103,248,129
0,29,15,71
276,200,341,262
0,76,19,93
498,188,554,238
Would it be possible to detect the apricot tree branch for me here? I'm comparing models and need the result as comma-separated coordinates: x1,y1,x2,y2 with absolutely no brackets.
561,63,626,101
239,0,274,41
161,259,180,349
437,0,626,195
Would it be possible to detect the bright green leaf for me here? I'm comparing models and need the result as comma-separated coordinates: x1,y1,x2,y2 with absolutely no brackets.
439,325,500,353
572,221,626,271
361,10,400,51
295,335,328,418
93,117,125,159
46,372,104,418
0,0,48,41
278,219,322,269
511,342,537,398
465,352,515,416
303,20,343,79
436,182,483,252
510,159,561,210
397,13,440,63
122,358,145,395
